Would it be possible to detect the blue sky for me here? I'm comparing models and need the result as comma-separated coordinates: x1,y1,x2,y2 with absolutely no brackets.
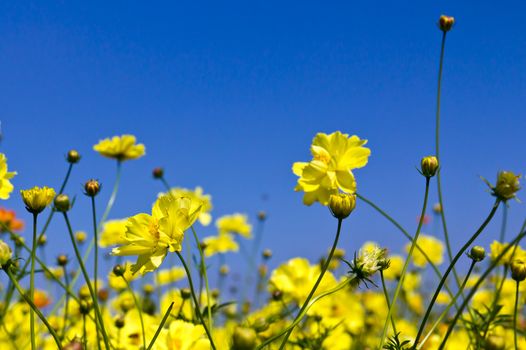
1,1,525,277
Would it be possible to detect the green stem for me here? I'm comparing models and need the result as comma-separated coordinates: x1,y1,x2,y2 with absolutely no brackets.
63,212,111,350
438,228,526,349
191,226,213,333
29,213,37,350
4,268,62,349
123,276,146,350
61,265,70,339
379,178,430,349
91,196,102,349
278,218,343,350
380,270,397,335
417,259,476,349
257,277,355,349
176,251,217,350
514,280,520,350
83,314,88,350
414,199,501,348
146,302,174,350
499,203,508,242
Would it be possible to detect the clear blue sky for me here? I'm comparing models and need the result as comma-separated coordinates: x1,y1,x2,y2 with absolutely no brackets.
1,1,525,274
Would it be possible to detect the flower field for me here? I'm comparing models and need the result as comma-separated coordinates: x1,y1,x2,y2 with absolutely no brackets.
1,14,526,350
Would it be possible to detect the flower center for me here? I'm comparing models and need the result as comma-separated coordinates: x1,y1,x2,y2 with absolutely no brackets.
148,218,160,240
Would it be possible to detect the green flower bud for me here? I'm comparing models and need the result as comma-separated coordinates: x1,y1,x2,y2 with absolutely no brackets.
66,150,81,164
112,264,125,277
0,240,12,267
54,194,71,212
232,327,257,350
469,246,486,262
511,259,526,282
421,156,439,178
438,15,455,33
493,171,521,201
181,288,191,300
328,193,356,219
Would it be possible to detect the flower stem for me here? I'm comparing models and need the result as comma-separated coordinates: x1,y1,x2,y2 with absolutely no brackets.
380,270,397,335
146,302,174,350
438,228,526,349
4,267,62,349
123,276,146,350
61,265,70,339
379,178,430,349
514,280,520,350
83,314,88,350
29,213,37,350
414,199,501,348
176,251,217,350
278,218,343,350
191,226,213,333
417,259,476,349
90,196,102,348
63,212,111,350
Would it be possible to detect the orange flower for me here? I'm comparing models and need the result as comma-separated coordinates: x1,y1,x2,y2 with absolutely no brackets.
33,290,51,308
0,207,24,232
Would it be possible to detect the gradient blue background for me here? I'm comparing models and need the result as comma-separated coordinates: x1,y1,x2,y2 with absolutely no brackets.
1,1,525,280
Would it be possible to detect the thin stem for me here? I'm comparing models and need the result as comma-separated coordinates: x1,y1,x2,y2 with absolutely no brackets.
278,218,343,350
83,314,88,350
438,229,526,349
123,276,146,350
417,259,476,349
499,203,508,242
176,251,217,350
90,196,102,349
4,268,62,349
61,265,70,339
380,271,397,335
413,199,500,348
514,280,520,350
63,212,111,350
29,213,37,350
435,31,462,291
191,226,213,333
146,302,174,350
379,178,430,349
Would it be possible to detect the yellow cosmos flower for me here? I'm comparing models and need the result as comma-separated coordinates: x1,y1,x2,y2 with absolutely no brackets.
0,154,16,200
203,233,239,257
157,266,186,286
216,213,252,238
20,186,56,214
166,320,210,350
383,255,404,280
490,241,526,265
166,186,213,226
98,219,128,248
93,134,145,161
112,194,202,274
292,131,371,205
405,234,444,268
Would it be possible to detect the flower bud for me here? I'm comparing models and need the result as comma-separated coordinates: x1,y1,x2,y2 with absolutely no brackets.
143,284,155,295
252,317,269,333
258,264,267,278
75,231,87,244
433,203,442,214
112,264,125,277
328,193,356,219
0,240,12,267
232,327,257,350
84,179,101,197
257,211,267,221
262,249,272,260
37,234,47,246
493,171,521,201
98,288,109,302
421,156,439,178
54,194,71,212
219,264,230,276
79,300,92,315
181,288,191,300
20,186,56,214
438,15,455,33
66,150,81,164
114,315,125,329
511,259,526,282
271,290,282,301
468,246,486,262
152,167,164,179
211,289,220,299
57,255,68,266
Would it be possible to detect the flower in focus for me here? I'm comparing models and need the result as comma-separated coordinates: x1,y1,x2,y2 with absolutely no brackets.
112,194,202,274
20,186,56,214
98,219,128,248
165,187,213,226
346,243,387,281
293,131,371,205
216,213,252,238
0,208,24,232
203,233,239,257
405,234,444,268
0,154,16,200
93,134,145,161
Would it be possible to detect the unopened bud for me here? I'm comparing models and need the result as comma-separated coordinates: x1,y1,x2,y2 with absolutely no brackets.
181,288,191,300
421,156,439,178
328,193,356,219
57,255,68,266
438,15,455,33
232,327,257,350
511,260,526,282
54,194,71,212
152,167,164,179
262,249,272,260
84,179,101,197
66,150,81,164
468,246,486,262
112,264,125,277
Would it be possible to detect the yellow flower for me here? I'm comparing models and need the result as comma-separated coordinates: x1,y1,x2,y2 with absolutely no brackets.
98,219,128,248
405,234,444,268
216,213,252,238
292,131,371,205
112,194,201,274
166,320,210,350
93,134,145,161
20,186,56,214
490,241,526,265
383,255,404,280
166,186,213,226
203,233,239,257
0,154,16,200
157,266,186,286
